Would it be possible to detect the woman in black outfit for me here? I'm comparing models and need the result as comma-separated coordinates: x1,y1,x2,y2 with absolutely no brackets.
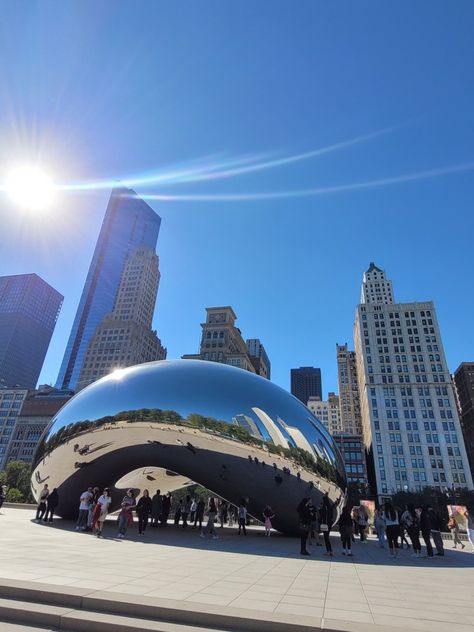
44,488,59,523
420,505,433,557
297,497,312,556
319,495,334,556
136,489,152,535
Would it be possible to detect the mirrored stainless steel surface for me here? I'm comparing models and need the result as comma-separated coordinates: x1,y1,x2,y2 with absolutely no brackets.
32,360,346,534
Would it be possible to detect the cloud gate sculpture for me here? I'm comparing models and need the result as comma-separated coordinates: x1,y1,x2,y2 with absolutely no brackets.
32,360,346,534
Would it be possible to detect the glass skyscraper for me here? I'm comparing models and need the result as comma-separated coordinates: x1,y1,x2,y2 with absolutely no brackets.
0,274,63,388
56,187,161,391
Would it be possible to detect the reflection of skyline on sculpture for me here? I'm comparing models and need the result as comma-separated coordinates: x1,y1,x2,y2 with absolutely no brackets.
33,360,346,534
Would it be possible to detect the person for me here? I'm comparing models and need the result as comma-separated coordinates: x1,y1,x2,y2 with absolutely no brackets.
465,509,474,551
0,485,5,511
200,497,218,539
161,492,171,525
263,505,275,536
238,502,247,536
420,505,434,557
319,494,334,556
384,502,399,558
374,507,386,548
397,506,411,549
75,487,92,531
339,506,354,556
219,500,228,528
357,505,368,543
448,514,465,549
151,489,162,527
401,504,422,557
117,489,136,538
182,494,192,527
94,488,111,537
87,487,100,531
194,497,205,530
173,498,182,525
428,506,444,556
136,489,152,535
36,484,49,522
351,507,359,540
44,488,59,523
190,497,197,524
297,497,311,556
308,501,321,546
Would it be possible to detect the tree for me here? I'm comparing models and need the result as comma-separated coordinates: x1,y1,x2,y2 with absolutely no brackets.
6,488,24,503
4,461,32,502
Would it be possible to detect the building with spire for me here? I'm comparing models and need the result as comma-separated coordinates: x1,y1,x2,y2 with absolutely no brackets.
354,263,473,498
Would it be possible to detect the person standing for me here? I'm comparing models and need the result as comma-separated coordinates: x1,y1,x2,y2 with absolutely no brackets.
263,505,275,536
238,502,247,536
428,506,444,556
136,489,152,535
465,509,474,551
297,497,311,556
374,507,386,548
87,487,100,531
161,492,171,525
339,506,354,556
75,487,92,531
190,497,197,524
95,488,111,537
117,489,136,538
35,484,49,522
401,504,422,557
200,497,218,539
44,488,59,523
219,500,228,528
384,502,399,558
174,498,183,525
151,489,162,527
420,505,434,557
448,515,465,549
319,494,334,556
194,497,205,530
0,485,5,511
357,505,368,543
182,494,192,528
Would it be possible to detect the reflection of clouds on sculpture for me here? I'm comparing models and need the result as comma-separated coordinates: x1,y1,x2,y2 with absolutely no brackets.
32,360,346,534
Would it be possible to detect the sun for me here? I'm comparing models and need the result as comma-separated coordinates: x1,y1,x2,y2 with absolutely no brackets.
5,166,55,210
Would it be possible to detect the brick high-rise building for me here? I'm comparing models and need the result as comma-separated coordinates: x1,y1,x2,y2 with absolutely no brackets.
453,362,474,479
337,343,362,434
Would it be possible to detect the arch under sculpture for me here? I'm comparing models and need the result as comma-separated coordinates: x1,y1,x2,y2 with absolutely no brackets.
31,360,346,534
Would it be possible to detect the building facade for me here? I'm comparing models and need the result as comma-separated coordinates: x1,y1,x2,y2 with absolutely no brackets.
334,434,368,486
290,367,322,404
0,388,28,469
453,362,474,479
182,307,262,374
307,393,343,435
246,339,271,379
5,387,72,465
0,274,63,389
354,263,473,498
56,187,161,391
336,343,363,434
76,247,166,391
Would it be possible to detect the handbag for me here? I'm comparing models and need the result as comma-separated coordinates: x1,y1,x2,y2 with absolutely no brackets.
320,523,329,532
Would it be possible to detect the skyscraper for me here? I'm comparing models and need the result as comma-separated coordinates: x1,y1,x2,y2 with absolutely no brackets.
336,343,362,434
453,362,474,479
0,388,28,469
56,187,161,391
0,274,63,389
290,367,322,404
307,393,343,435
246,338,271,379
354,263,473,498
77,247,166,391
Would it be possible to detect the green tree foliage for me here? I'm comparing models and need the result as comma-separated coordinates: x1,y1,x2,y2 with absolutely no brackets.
6,488,24,503
3,461,32,502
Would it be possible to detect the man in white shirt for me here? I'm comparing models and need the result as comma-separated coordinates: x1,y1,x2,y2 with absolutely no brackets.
75,487,93,531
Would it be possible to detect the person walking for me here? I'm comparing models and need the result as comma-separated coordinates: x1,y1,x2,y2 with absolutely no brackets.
136,489,152,535
319,494,334,556
263,505,275,536
200,497,218,539
182,494,192,527
357,505,368,543
465,509,474,551
401,504,422,557
95,488,112,537
173,498,183,525
448,515,465,549
339,506,354,556
35,484,49,522
428,506,444,556
219,500,228,528
194,497,205,530
151,489,162,527
374,507,386,548
44,488,59,523
117,489,136,538
238,502,247,536
384,502,400,558
297,497,311,556
75,487,92,531
420,505,434,557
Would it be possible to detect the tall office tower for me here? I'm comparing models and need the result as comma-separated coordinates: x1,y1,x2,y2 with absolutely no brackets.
354,263,473,498
77,247,166,391
182,307,257,373
0,274,63,389
56,187,161,391
333,434,368,486
307,393,343,435
6,386,72,465
290,367,322,404
337,344,362,434
246,339,271,379
360,262,394,305
453,363,474,478
0,388,28,469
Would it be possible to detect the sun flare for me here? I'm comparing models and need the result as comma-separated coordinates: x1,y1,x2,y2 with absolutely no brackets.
5,166,55,210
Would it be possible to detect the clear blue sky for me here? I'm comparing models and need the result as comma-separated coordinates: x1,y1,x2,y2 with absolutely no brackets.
1,1,474,395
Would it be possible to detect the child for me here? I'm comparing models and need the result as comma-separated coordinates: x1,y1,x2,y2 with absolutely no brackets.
263,505,275,536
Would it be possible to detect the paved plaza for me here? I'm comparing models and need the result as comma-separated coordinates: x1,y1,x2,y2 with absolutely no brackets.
1,507,474,631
